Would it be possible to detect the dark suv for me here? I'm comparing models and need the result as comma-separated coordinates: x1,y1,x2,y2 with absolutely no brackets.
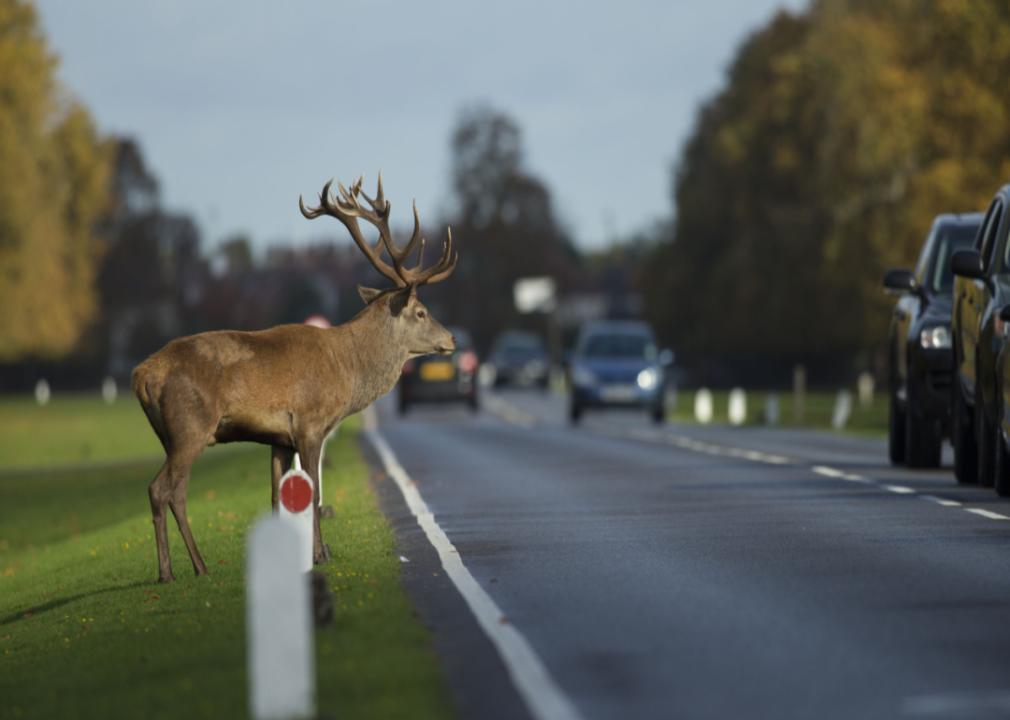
951,184,1010,486
884,213,982,467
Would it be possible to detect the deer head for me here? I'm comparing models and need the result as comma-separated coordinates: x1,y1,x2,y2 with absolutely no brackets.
299,175,457,356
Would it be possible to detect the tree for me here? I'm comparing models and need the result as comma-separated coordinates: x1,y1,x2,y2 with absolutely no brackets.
0,0,111,361
433,105,580,352
640,2,1010,383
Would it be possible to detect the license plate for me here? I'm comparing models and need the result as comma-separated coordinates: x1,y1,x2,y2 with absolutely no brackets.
600,384,637,402
420,361,455,382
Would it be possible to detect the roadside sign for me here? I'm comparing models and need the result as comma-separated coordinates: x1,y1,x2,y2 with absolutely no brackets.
514,277,556,314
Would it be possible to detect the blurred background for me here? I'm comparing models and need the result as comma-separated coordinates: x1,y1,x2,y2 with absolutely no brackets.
2,0,1008,392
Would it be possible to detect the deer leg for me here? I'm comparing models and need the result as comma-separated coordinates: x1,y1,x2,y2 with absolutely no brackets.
148,462,175,583
298,440,330,564
270,445,295,513
168,470,207,577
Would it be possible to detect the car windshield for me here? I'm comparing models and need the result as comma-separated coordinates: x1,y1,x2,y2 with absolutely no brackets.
582,333,656,360
496,333,544,354
931,225,979,293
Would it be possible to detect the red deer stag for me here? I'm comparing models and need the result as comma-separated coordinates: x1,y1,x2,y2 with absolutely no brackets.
132,175,457,582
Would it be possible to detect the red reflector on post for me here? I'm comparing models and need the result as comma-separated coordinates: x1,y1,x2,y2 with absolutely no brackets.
280,472,313,514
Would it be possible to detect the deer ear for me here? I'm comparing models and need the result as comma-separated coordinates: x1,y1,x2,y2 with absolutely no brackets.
388,286,412,317
358,285,382,305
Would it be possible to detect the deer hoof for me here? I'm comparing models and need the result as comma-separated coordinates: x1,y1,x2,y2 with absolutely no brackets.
314,544,332,564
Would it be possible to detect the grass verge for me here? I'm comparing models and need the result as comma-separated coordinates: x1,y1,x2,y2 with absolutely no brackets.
0,399,453,720
667,389,888,436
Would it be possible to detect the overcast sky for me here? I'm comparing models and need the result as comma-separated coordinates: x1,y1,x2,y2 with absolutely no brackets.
35,0,804,252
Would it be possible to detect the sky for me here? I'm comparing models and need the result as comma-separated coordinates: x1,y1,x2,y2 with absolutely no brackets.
35,0,805,252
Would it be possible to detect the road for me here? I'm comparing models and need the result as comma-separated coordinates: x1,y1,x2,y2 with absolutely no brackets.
365,389,1010,720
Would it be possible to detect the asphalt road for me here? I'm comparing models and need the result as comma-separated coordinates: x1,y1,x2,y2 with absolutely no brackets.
366,389,1010,720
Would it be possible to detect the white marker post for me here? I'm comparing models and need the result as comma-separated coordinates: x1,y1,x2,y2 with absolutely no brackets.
728,388,747,426
246,516,315,720
832,389,852,430
278,456,314,574
694,388,714,425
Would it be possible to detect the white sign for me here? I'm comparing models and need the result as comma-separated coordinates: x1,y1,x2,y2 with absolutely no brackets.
246,516,315,720
514,277,556,314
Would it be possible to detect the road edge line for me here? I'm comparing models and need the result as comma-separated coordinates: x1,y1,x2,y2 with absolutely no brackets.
362,407,583,720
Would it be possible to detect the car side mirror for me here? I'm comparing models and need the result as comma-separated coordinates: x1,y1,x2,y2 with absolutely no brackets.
658,349,674,366
882,268,916,294
951,250,984,279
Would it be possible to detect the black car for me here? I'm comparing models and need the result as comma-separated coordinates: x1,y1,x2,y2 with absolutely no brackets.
487,330,550,389
885,213,982,467
952,186,1010,487
398,327,479,413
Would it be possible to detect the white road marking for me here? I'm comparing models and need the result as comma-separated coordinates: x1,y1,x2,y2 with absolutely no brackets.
883,485,916,495
484,393,1010,526
919,495,962,507
902,690,1010,716
363,407,583,720
482,393,537,429
964,508,1010,521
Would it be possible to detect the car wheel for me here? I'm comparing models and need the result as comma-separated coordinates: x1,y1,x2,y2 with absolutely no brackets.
398,394,409,416
905,409,941,468
650,402,665,425
976,393,995,487
888,391,906,466
569,397,583,425
953,385,977,484
995,407,1010,497
468,393,479,413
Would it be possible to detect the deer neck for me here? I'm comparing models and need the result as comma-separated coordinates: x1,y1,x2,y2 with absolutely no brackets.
336,310,409,414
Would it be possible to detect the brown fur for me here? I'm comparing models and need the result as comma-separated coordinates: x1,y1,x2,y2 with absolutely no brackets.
133,288,453,582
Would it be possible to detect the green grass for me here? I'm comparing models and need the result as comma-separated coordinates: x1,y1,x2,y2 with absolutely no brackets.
0,396,454,720
667,389,888,436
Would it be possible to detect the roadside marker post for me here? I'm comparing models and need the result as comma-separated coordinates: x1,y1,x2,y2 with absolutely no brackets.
246,516,315,720
832,389,852,430
34,379,50,406
764,394,780,425
728,388,747,426
694,388,713,424
278,456,314,574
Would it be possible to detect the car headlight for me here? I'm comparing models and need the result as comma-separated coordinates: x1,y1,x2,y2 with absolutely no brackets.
572,366,597,387
920,326,951,350
637,367,659,390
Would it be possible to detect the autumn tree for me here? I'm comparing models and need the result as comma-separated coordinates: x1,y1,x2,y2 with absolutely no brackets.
0,0,111,361
641,1,1010,383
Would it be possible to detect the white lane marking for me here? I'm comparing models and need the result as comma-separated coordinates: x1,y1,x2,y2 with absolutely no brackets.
964,508,1010,521
902,690,1010,716
488,394,1010,527
482,393,537,429
920,495,962,507
883,485,916,495
362,408,583,720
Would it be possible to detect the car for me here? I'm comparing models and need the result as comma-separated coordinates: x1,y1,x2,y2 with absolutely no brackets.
952,184,1010,486
567,320,671,425
884,213,982,467
398,327,479,413
487,330,550,389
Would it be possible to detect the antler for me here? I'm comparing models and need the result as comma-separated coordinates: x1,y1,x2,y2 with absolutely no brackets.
299,174,457,288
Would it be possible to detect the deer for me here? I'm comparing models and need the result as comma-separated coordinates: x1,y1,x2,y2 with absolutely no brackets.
132,175,457,583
